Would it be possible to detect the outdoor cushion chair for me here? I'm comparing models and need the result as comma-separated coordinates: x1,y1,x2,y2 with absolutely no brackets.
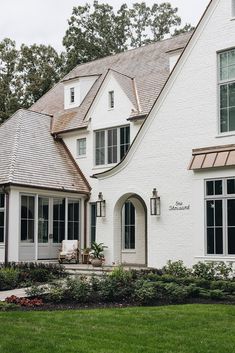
58,240,80,263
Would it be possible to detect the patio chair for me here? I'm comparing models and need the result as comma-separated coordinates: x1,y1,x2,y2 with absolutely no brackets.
58,240,79,264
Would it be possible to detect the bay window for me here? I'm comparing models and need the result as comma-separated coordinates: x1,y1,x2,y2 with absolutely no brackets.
205,178,235,255
95,126,130,166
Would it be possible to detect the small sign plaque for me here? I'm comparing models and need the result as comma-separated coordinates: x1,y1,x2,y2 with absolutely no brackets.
169,201,190,211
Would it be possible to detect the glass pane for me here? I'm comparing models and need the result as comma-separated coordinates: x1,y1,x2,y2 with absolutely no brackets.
53,222,59,243
68,222,73,240
215,200,222,226
215,180,223,195
206,201,214,227
0,194,4,208
220,68,228,81
229,107,235,131
220,52,228,69
227,179,235,194
215,228,223,254
220,85,228,108
21,220,27,241
21,196,28,219
74,222,79,240
228,199,235,226
0,212,4,227
228,50,235,65
130,226,135,249
74,202,79,222
206,181,214,196
229,65,235,80
220,108,228,132
59,200,65,220
0,228,3,243
229,83,235,106
228,227,235,254
28,197,35,219
90,204,96,243
68,202,74,222
207,228,214,254
59,222,65,243
28,220,34,242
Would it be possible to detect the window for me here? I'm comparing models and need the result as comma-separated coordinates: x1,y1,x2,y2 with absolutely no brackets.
21,195,35,243
53,198,65,243
109,91,114,109
95,126,130,166
70,87,75,103
77,138,86,157
68,199,80,240
219,49,235,133
122,201,135,249
0,193,5,243
205,178,235,255
232,0,235,17
90,203,96,243
38,197,49,243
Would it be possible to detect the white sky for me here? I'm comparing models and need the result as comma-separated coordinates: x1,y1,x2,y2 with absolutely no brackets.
0,0,210,52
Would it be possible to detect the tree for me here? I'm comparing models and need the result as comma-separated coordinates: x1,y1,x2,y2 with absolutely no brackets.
0,40,64,124
0,38,20,123
63,1,194,72
17,44,64,107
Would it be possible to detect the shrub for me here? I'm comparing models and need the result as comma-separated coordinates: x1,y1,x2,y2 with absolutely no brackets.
132,280,156,304
0,268,20,290
66,276,91,303
163,260,192,278
0,301,18,311
192,261,233,281
46,284,66,303
25,285,47,297
6,295,43,307
209,289,225,300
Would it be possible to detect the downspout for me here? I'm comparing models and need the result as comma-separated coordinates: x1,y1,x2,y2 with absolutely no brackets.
83,195,90,249
3,186,9,266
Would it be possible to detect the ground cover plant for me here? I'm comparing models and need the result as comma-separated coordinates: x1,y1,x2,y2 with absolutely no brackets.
22,261,235,308
0,262,65,290
0,305,234,353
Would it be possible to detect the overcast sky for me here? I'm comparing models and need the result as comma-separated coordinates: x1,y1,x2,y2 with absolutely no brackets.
0,0,210,52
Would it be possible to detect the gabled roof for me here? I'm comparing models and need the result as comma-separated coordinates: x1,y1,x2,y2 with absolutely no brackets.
0,109,90,194
31,32,192,134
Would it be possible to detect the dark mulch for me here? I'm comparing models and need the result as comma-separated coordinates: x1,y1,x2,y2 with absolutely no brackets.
6,297,235,311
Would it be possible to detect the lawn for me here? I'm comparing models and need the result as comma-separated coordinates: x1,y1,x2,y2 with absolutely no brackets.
0,304,234,353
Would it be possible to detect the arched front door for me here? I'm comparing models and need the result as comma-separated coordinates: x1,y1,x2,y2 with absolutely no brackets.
114,194,147,266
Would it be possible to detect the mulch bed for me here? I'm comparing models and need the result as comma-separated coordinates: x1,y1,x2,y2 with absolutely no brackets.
5,298,235,311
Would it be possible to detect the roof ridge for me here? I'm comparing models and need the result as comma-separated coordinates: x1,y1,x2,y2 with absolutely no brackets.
8,110,23,183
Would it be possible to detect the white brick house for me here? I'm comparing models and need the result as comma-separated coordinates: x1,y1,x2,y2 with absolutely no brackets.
1,0,234,267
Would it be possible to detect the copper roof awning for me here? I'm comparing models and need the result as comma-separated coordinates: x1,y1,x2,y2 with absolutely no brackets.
189,144,235,170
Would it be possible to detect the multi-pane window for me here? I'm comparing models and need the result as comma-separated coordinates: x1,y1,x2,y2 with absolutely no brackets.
0,193,5,243
77,138,86,157
53,198,65,243
21,195,35,243
68,199,80,240
219,49,235,133
205,178,235,255
123,201,135,249
38,197,49,243
109,91,114,109
70,87,75,103
90,203,96,243
95,126,130,166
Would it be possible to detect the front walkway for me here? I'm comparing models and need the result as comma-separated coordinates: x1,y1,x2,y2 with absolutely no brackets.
0,287,29,301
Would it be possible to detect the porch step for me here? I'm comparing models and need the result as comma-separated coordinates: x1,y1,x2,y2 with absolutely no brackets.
64,264,113,276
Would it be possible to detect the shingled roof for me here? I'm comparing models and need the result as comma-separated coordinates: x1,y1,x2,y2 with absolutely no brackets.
32,32,192,134
0,109,90,194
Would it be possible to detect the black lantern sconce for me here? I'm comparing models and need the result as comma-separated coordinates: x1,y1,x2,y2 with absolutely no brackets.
150,188,161,216
96,192,106,217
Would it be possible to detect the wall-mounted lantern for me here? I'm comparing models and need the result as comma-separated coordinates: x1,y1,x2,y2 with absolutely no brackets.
150,188,161,216
96,192,106,217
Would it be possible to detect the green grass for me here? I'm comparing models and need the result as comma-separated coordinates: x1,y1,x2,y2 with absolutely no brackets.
0,305,234,353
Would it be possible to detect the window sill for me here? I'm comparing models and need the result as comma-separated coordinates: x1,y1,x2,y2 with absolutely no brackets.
76,155,86,159
121,250,136,253
230,17,235,21
92,164,117,170
216,131,235,138
195,255,235,261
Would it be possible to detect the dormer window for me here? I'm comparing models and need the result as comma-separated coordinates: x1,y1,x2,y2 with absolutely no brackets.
70,87,75,103
109,91,114,109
